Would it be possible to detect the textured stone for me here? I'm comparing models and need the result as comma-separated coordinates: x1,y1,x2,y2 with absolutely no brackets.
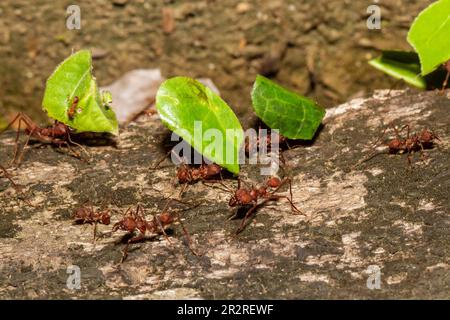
0,89,449,299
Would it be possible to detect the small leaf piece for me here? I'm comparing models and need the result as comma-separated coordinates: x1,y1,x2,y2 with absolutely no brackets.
42,50,118,135
251,75,325,140
407,0,450,75
368,51,427,89
156,77,243,174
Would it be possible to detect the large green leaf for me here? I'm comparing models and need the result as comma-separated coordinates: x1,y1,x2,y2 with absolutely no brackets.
251,75,325,140
407,0,450,75
156,77,243,174
42,50,118,135
368,51,427,89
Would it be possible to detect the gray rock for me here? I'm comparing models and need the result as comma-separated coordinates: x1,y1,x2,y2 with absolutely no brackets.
0,89,448,299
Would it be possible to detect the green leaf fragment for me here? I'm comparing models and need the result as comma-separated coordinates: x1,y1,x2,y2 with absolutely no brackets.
407,0,450,75
156,77,244,174
42,50,118,135
368,51,427,89
251,75,325,140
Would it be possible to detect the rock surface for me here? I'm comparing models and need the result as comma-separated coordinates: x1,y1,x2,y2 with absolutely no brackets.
0,89,449,299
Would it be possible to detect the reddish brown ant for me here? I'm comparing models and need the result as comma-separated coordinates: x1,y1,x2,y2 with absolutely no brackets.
153,150,223,185
210,176,302,234
73,203,111,244
0,113,88,166
355,124,440,167
67,96,79,119
112,199,200,263
244,128,289,154
176,162,223,185
152,150,224,198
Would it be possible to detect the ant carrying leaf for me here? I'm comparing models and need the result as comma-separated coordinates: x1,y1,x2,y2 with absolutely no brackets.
0,50,118,167
0,113,89,166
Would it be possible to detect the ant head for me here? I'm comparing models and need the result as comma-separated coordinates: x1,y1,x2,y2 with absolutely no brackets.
73,207,88,219
250,189,259,199
267,177,281,188
421,129,439,142
101,212,111,225
236,189,253,204
388,139,402,150
206,163,221,176
256,186,267,197
159,212,174,226
117,216,137,231
177,167,191,183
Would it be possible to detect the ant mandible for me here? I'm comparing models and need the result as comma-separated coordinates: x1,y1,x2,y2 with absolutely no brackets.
211,176,302,234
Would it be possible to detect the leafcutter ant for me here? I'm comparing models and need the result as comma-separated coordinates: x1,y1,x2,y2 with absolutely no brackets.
0,113,88,166
67,96,79,120
152,149,224,197
209,176,302,234
355,124,440,167
112,199,200,263
73,202,111,244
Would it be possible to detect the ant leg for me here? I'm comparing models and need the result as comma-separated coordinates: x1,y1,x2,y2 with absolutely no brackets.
203,182,232,193
406,152,413,168
391,125,402,140
2,114,38,167
266,195,302,215
266,178,303,214
418,142,428,161
403,124,411,140
10,115,27,166
93,221,98,246
387,77,403,96
286,178,301,214
441,70,449,93
235,202,260,235
352,126,390,169
15,124,37,167
167,197,201,209
120,233,146,263
152,214,173,245
173,211,202,256
0,165,18,189
66,133,90,161
178,182,190,198
227,209,240,221
9,114,24,166
151,149,173,169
